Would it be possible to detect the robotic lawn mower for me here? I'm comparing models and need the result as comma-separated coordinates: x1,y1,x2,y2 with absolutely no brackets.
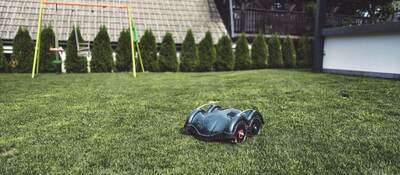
184,103,264,144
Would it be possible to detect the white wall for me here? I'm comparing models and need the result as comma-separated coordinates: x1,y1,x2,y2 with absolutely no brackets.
323,34,400,75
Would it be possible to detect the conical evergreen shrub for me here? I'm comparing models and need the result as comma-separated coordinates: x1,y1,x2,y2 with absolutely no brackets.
215,35,234,71
158,33,178,72
115,29,131,72
282,35,297,68
39,26,57,72
269,33,284,68
198,31,216,71
251,33,269,69
0,37,4,72
235,33,251,70
140,30,158,72
180,30,199,72
10,27,34,73
91,25,113,72
298,36,312,68
65,26,87,73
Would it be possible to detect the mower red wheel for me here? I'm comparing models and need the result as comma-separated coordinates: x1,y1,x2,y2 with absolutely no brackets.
233,121,247,144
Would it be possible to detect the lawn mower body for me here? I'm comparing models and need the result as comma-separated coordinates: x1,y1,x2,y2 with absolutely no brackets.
184,104,264,143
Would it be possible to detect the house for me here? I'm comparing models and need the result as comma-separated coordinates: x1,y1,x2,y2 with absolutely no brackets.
0,0,228,47
313,0,400,79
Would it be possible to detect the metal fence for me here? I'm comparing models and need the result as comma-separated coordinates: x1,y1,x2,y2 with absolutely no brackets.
231,8,394,36
233,8,313,36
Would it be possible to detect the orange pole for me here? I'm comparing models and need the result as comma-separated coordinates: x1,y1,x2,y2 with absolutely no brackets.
43,0,127,8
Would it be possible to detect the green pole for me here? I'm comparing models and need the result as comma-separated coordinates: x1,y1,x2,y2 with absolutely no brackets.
36,36,41,74
135,41,145,73
32,0,45,78
132,27,144,72
127,5,136,78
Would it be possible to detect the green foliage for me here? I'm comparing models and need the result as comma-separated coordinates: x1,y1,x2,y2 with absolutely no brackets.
180,30,199,72
215,35,234,71
115,29,132,72
282,36,297,68
140,30,158,72
235,33,251,70
394,1,400,10
306,1,316,15
251,34,269,69
269,34,284,68
39,26,57,72
198,31,216,72
9,27,34,73
1,71,400,174
65,27,87,73
298,36,312,68
91,26,113,72
0,37,4,72
158,33,178,72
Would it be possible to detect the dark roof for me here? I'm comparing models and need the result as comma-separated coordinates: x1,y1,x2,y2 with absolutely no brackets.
0,0,227,44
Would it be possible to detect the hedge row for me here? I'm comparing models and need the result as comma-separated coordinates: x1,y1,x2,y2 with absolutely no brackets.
0,36,4,72
134,31,312,72
1,27,313,73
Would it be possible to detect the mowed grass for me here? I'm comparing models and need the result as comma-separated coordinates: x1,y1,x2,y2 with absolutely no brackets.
0,70,399,174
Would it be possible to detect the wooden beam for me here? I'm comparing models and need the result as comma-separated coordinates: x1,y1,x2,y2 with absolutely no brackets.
313,0,327,72
229,0,235,37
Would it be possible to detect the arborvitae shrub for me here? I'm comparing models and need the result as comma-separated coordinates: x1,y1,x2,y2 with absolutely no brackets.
269,34,284,68
235,33,251,70
140,30,158,72
65,27,87,73
158,33,178,72
198,31,216,71
251,33,269,69
215,35,234,71
115,29,131,72
0,37,4,72
39,26,57,72
180,30,199,72
298,36,312,68
91,26,113,72
282,35,297,68
10,27,34,73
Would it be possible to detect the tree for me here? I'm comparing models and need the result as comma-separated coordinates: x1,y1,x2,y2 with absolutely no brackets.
10,27,34,73
298,36,312,68
39,26,57,72
235,33,251,70
251,33,269,69
180,30,199,72
158,33,178,72
65,27,87,73
328,0,394,22
215,35,234,71
91,25,113,72
140,30,158,72
115,29,131,72
269,34,284,68
198,31,216,71
0,37,4,72
282,35,297,68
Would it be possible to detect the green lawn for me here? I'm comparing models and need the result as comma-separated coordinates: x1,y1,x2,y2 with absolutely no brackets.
0,70,399,174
